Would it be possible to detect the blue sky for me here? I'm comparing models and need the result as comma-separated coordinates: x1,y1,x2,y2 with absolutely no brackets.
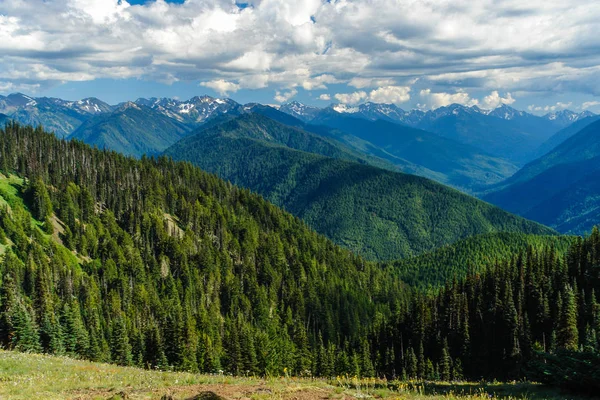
2,0,600,114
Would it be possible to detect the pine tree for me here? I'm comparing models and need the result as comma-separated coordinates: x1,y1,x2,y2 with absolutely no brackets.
405,346,418,379
557,285,579,351
440,339,452,381
111,316,133,366
26,177,53,221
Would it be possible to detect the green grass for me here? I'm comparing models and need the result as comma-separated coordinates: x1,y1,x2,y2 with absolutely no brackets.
0,173,25,256
0,351,585,400
0,172,25,207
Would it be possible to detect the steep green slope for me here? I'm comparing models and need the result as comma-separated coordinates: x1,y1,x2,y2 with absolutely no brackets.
310,112,518,190
68,102,190,157
485,120,600,233
393,232,575,289
165,115,555,261
524,166,600,234
189,113,369,162
0,122,405,377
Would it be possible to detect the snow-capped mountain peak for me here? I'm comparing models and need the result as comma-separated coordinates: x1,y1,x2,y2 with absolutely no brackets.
543,109,596,125
278,101,321,122
487,104,526,120
131,95,242,124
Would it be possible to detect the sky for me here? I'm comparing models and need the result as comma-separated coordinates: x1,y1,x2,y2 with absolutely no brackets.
1,0,600,114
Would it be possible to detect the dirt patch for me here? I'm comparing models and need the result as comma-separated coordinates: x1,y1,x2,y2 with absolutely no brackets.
164,213,184,239
69,382,340,400
50,214,66,246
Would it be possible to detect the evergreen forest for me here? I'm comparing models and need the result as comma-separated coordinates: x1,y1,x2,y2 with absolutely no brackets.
0,123,598,391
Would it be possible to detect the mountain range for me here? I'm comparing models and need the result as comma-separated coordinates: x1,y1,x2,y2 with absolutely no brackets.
1,92,594,162
0,93,112,137
308,109,518,190
164,113,554,260
3,91,600,238
278,101,593,164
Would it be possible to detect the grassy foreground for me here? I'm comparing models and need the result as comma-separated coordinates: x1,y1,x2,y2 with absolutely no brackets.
0,351,585,400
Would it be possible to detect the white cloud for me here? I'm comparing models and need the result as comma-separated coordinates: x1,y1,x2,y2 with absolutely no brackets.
481,91,515,109
238,74,270,90
334,85,411,105
274,89,298,103
0,81,41,93
348,77,396,89
200,79,240,95
302,74,340,90
1,0,600,102
581,101,600,110
318,94,331,101
416,89,519,110
419,89,479,109
334,91,368,105
528,102,573,112
368,86,411,104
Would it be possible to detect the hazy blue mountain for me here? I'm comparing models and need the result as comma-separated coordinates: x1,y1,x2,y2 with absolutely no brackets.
164,113,553,261
0,94,87,138
542,109,596,126
69,102,190,157
485,119,600,234
414,104,560,164
281,102,594,164
534,115,600,158
0,93,39,113
309,110,518,190
0,93,114,138
242,104,444,179
278,101,322,122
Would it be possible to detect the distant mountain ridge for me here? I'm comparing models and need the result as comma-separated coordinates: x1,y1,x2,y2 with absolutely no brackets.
68,102,190,157
0,93,113,137
3,92,593,138
134,95,243,126
1,91,596,176
279,101,595,163
309,110,519,190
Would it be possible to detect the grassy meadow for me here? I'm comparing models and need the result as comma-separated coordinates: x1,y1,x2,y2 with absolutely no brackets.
0,350,586,400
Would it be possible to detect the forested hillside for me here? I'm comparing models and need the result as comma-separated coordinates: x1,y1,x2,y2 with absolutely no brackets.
393,232,574,290
0,124,598,384
0,122,410,377
165,115,553,261
371,228,600,382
